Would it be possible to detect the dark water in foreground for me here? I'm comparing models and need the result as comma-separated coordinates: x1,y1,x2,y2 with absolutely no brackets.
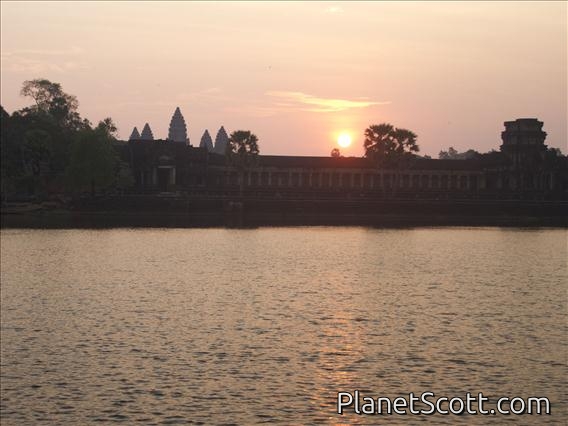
1,228,566,425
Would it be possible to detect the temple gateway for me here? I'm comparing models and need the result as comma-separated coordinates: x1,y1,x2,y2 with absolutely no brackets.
121,108,567,198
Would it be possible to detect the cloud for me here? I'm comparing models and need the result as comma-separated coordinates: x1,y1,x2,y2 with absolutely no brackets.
0,57,88,73
0,46,88,73
2,46,84,57
265,91,389,112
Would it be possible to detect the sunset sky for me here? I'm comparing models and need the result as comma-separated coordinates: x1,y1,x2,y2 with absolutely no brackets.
1,1,566,157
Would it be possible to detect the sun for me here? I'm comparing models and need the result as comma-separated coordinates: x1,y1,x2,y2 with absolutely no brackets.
337,133,352,148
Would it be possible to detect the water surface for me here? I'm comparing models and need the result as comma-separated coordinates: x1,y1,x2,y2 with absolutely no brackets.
1,227,566,424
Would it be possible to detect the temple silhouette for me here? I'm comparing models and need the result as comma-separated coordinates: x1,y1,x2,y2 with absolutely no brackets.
122,108,567,199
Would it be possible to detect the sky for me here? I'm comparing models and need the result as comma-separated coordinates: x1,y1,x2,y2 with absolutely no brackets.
1,1,566,157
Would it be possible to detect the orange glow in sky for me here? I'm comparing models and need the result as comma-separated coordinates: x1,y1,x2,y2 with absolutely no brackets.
0,2,565,157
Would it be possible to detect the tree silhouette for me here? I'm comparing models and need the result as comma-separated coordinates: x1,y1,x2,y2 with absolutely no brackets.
227,130,259,194
228,130,259,164
20,79,83,130
331,148,341,158
66,118,118,195
2,79,129,198
364,123,419,193
439,147,481,160
390,128,419,157
364,123,419,164
23,129,52,177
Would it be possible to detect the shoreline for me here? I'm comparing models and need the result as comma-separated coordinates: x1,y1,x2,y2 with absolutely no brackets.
2,197,566,229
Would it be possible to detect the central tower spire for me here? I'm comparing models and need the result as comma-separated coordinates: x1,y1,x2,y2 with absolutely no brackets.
168,107,189,144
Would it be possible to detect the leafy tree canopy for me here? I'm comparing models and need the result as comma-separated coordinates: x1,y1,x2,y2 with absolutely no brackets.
227,130,259,168
20,78,85,131
1,79,130,198
23,129,53,176
66,119,119,194
439,147,481,160
363,123,419,164
331,148,341,158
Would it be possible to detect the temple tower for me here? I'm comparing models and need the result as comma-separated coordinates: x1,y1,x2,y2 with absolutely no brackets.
500,118,547,168
140,123,154,140
168,107,189,144
213,126,229,155
129,127,140,141
200,129,214,152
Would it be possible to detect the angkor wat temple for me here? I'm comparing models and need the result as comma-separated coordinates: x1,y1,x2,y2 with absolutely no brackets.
119,108,567,201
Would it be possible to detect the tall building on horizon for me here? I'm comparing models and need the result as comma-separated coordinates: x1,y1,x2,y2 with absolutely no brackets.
168,107,189,144
200,129,214,152
140,123,154,141
129,127,140,141
213,126,229,155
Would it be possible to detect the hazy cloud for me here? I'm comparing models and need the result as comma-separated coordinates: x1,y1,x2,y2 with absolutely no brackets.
0,57,88,73
265,91,389,112
2,46,84,57
1,46,87,73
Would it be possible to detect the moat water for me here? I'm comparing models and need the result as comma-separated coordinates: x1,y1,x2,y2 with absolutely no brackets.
1,227,566,424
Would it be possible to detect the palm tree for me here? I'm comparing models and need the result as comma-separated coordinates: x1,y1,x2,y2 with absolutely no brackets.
390,128,418,157
363,123,419,193
227,130,259,195
364,123,395,162
364,124,418,162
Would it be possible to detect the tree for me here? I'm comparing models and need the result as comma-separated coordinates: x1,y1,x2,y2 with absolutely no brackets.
331,148,341,158
390,128,419,157
364,123,393,161
543,146,566,169
98,117,118,137
227,130,259,194
227,130,259,165
364,123,419,164
23,129,52,177
1,106,23,200
3,79,122,197
439,147,458,159
20,79,82,129
363,123,419,193
439,147,481,160
16,79,90,185
66,119,118,195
